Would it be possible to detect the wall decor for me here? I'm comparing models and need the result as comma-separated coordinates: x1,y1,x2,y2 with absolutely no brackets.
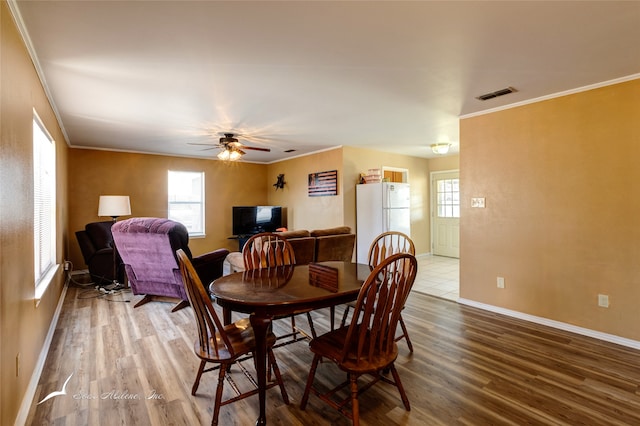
273,174,286,190
308,170,338,196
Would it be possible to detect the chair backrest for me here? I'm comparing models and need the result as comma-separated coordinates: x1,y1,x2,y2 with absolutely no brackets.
111,217,190,299
75,221,122,283
242,232,296,270
177,249,234,358
341,252,417,364
367,231,415,268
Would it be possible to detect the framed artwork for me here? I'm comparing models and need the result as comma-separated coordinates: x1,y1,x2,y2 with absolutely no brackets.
308,170,337,196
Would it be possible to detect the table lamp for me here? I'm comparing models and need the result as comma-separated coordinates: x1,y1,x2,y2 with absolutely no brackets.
98,195,131,289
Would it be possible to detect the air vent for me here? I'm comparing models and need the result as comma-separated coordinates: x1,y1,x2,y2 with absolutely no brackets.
284,149,296,153
476,87,517,101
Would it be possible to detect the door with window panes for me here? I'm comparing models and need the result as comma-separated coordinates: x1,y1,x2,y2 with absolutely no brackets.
432,171,460,258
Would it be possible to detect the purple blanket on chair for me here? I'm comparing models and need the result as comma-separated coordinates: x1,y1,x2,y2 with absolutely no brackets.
112,218,189,300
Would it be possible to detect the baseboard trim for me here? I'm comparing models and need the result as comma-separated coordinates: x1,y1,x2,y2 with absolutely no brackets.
458,298,640,350
15,282,68,426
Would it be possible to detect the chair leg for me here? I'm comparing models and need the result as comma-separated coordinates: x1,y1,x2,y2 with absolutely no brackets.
133,294,153,308
211,364,228,426
268,348,289,404
306,311,317,339
290,315,296,334
192,360,207,395
300,354,321,410
349,373,360,426
172,299,189,312
396,314,413,352
340,304,351,328
389,364,411,411
329,306,335,331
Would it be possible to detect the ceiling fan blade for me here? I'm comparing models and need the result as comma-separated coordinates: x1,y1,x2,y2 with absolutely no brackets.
187,142,219,146
241,146,271,152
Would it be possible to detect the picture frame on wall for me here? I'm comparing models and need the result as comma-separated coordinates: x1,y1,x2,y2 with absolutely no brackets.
308,170,337,197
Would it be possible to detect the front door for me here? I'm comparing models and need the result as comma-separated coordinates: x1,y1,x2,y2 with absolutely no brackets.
431,171,460,258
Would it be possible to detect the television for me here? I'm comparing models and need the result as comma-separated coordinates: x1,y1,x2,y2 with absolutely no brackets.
232,206,283,236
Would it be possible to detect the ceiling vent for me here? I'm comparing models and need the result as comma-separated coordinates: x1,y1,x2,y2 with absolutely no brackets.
476,87,517,101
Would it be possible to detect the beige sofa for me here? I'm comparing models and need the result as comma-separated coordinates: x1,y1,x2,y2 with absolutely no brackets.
224,226,356,274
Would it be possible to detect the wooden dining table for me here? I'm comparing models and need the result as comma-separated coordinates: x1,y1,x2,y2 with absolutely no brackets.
209,260,371,426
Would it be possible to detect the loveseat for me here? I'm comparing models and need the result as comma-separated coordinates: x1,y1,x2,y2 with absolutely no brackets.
224,226,356,274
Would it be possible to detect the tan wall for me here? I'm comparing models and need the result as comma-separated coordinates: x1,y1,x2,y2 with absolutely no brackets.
68,149,269,265
429,154,459,172
266,148,344,230
1,3,69,424
343,146,431,256
266,146,431,257
460,79,640,341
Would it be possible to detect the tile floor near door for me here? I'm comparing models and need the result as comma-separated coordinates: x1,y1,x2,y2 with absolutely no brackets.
413,254,459,301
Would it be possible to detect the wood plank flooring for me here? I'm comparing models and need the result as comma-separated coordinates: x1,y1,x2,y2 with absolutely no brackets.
26,276,640,425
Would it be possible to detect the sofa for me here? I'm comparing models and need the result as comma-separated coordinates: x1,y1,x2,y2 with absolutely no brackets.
224,226,356,274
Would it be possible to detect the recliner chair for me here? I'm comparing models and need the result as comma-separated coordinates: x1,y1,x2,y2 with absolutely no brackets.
75,221,124,285
112,217,229,311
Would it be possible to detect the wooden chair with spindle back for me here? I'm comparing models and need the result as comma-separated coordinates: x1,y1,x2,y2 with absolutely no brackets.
242,232,317,343
300,252,418,425
176,249,289,425
340,231,416,351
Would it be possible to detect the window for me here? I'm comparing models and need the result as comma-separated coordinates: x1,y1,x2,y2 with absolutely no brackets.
436,178,460,218
33,112,56,292
168,171,205,236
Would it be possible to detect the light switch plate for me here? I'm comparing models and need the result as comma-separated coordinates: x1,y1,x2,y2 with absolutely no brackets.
471,197,486,208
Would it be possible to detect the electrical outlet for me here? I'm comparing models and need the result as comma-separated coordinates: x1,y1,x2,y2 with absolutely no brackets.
497,276,505,289
598,294,609,308
64,261,71,271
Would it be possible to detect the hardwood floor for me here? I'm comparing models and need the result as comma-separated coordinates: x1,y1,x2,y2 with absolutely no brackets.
26,276,640,425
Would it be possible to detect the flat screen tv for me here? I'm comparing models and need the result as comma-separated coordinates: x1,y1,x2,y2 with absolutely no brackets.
232,206,283,236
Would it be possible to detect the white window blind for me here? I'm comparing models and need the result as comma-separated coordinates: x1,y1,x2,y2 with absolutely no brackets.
33,113,56,288
168,170,205,236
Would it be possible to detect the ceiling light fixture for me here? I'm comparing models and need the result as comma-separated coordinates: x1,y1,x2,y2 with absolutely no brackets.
431,143,451,155
217,146,245,161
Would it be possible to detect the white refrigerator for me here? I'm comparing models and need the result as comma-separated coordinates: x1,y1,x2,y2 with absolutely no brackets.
356,182,411,263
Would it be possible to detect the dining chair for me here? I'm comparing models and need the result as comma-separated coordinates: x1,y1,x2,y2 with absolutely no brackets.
242,232,296,269
340,231,416,351
176,249,289,426
300,252,418,425
242,232,317,344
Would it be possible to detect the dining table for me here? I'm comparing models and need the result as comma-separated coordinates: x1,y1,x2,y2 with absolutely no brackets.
209,260,372,426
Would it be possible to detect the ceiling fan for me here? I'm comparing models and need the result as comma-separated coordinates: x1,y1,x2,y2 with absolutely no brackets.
189,133,271,161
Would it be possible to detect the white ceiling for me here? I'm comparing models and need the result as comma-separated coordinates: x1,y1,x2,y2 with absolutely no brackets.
11,1,640,163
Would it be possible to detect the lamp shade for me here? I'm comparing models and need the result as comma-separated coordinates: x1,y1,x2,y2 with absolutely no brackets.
98,195,131,218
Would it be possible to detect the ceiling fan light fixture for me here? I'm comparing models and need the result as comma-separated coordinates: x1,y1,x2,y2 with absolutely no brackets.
217,149,230,161
217,146,245,161
228,148,243,161
431,143,451,155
